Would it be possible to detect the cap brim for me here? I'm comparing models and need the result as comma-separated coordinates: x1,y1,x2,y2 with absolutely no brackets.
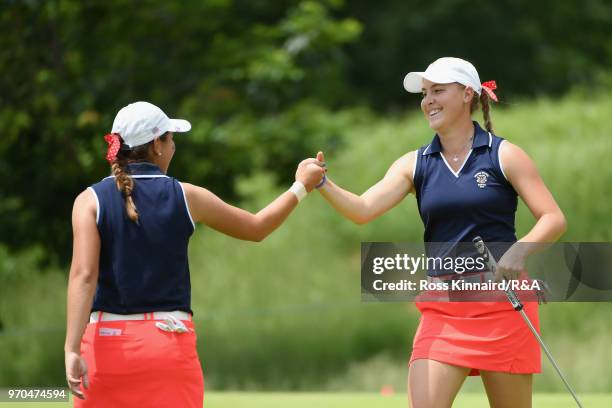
169,119,191,133
403,72,425,93
403,71,456,93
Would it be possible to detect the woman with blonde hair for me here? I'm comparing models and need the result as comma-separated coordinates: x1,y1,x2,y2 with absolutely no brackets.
315,58,566,407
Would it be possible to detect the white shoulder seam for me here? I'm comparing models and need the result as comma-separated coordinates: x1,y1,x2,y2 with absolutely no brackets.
178,182,196,230
498,139,509,180
87,187,100,225
412,150,418,182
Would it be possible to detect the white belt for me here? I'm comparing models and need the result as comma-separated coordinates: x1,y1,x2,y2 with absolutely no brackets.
89,310,191,323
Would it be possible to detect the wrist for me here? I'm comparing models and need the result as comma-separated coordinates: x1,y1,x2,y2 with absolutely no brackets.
65,341,81,354
315,174,327,189
513,241,531,258
289,181,307,202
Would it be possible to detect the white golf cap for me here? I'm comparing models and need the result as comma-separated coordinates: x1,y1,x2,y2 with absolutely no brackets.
403,57,483,95
111,101,191,148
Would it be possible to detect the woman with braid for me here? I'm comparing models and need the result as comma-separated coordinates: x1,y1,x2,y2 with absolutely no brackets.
64,101,325,407
314,58,566,407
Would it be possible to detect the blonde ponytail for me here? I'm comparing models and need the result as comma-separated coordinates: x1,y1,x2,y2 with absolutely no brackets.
469,89,494,133
480,92,493,133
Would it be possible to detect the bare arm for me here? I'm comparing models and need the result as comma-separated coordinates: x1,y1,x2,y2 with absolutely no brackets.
182,183,298,242
495,142,567,280
502,141,567,245
317,151,417,224
182,161,325,242
64,189,100,398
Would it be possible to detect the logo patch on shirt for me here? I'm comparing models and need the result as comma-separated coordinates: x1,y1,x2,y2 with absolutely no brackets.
474,171,489,188
99,328,122,336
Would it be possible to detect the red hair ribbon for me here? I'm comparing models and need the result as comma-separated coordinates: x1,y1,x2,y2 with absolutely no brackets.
481,80,498,102
104,133,121,163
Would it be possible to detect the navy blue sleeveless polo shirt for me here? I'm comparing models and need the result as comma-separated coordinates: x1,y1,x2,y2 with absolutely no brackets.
88,162,195,314
413,122,517,276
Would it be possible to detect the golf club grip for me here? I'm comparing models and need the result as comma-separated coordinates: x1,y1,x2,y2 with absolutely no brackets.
472,237,523,311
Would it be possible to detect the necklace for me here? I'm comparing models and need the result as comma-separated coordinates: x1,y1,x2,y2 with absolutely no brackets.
449,136,473,162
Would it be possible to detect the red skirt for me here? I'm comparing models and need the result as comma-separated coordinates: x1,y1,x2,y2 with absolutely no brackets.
410,299,541,375
74,320,204,407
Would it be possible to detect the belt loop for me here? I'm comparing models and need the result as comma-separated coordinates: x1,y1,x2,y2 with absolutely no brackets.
99,311,104,322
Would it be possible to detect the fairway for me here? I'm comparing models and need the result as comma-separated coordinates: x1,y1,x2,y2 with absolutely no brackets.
0,392,610,407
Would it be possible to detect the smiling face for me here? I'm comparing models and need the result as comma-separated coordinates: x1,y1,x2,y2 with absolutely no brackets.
420,80,475,132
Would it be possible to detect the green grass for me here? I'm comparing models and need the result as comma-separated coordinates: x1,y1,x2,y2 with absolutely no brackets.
0,393,610,407
1,91,612,390
186,91,612,390
208,393,611,407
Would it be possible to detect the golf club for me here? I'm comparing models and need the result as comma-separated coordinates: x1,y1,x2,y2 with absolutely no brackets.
472,236,583,408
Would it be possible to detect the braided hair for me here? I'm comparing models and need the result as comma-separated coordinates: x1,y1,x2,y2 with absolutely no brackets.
109,134,168,223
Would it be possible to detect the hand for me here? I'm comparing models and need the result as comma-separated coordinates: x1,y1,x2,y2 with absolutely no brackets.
296,163,325,192
296,154,326,173
495,244,528,282
296,159,325,192
65,351,89,400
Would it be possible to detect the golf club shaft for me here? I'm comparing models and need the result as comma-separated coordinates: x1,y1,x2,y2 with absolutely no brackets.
472,237,583,408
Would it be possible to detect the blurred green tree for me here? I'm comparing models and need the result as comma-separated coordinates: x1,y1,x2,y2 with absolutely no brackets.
0,0,361,261
342,0,612,109
2,0,611,262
